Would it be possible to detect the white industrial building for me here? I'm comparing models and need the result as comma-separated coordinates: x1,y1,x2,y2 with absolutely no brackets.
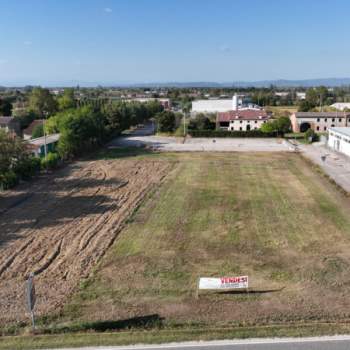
191,95,257,115
330,102,350,111
328,127,350,157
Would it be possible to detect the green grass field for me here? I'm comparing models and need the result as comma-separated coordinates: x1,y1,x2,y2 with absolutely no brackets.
63,152,350,327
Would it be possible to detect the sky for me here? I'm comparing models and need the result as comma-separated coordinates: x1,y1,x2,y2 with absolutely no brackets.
0,0,350,85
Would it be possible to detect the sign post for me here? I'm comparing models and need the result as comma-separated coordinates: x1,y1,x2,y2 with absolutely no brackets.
26,272,36,331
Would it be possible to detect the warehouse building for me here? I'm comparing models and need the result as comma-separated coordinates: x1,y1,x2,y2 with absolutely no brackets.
191,94,256,115
290,112,350,132
328,127,350,157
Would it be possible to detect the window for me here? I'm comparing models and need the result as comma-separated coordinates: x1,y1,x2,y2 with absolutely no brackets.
331,124,335,127
317,118,320,122
240,120,242,124
316,126,320,131
332,118,335,122
255,120,257,124
325,118,327,122
324,126,327,131
239,127,242,131
339,118,342,122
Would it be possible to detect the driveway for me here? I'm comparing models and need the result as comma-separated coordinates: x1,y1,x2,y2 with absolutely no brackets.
296,142,350,194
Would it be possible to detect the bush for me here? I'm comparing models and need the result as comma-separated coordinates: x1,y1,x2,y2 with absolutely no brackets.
304,128,319,143
188,130,278,138
14,156,41,180
41,152,60,170
0,171,19,190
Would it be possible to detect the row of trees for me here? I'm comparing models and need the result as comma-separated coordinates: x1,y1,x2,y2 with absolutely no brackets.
45,99,163,158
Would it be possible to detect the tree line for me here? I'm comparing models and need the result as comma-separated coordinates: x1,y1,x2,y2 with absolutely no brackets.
0,87,163,189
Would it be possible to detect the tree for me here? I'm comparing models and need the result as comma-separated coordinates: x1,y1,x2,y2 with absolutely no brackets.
261,117,291,135
0,98,13,115
188,113,216,130
28,87,58,117
298,100,316,112
31,124,44,139
57,88,76,110
155,111,176,132
0,130,25,175
275,116,292,134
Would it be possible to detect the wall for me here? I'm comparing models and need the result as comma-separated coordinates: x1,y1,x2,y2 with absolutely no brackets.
219,119,267,131
328,131,350,157
291,114,350,132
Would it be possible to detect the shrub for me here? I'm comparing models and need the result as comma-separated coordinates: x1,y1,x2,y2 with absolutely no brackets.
0,171,19,190
304,128,319,143
14,156,41,180
41,152,60,170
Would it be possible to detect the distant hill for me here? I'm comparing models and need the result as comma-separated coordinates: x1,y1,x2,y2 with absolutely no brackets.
2,78,350,88
124,78,350,88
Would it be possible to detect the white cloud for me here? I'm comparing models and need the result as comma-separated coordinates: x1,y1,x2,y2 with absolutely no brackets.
24,40,32,46
104,7,112,13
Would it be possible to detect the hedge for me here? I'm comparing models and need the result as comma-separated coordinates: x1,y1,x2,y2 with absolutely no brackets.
188,129,278,138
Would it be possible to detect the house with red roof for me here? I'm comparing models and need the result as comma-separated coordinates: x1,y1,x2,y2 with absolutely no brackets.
217,109,270,131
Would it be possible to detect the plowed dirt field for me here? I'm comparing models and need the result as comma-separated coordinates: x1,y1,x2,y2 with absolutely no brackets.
0,158,171,325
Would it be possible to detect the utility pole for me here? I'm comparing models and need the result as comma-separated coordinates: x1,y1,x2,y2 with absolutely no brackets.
183,111,186,137
43,110,48,160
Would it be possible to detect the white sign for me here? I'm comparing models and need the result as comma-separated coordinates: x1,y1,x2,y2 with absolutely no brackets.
198,276,248,290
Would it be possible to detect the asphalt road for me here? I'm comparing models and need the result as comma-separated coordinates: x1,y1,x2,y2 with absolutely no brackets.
52,337,350,350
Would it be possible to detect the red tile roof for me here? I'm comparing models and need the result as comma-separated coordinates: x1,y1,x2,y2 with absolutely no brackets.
218,109,269,122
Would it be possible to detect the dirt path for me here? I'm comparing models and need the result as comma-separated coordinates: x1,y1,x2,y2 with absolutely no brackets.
0,158,171,325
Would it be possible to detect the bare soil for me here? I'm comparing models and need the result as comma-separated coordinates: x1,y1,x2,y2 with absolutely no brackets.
0,158,171,325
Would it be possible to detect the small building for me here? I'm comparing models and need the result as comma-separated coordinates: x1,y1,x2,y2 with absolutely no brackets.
27,133,60,157
0,116,21,136
217,109,270,131
330,102,350,111
290,112,350,133
23,119,44,140
328,127,350,157
296,92,306,100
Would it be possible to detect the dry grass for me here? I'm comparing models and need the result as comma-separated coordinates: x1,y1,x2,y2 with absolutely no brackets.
62,152,350,328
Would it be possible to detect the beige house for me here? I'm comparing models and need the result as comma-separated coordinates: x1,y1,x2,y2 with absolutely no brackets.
217,109,270,131
290,112,350,133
